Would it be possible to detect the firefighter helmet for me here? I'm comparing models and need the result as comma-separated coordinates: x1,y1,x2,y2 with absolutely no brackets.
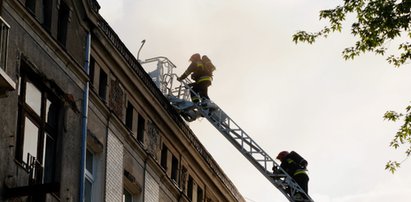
276,151,289,161
189,53,201,62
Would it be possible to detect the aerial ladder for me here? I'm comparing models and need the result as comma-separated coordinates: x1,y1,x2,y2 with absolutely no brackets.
141,56,314,202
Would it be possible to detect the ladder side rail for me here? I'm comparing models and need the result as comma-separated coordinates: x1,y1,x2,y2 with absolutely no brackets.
171,77,312,201
141,57,313,201
206,113,295,201
168,76,313,201
201,103,313,202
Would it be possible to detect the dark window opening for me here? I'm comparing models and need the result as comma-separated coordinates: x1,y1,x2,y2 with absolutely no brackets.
125,102,133,130
42,0,53,32
171,155,178,182
57,2,69,46
98,69,107,101
25,0,36,15
197,187,204,202
187,175,193,201
89,56,95,84
137,114,145,143
160,144,168,169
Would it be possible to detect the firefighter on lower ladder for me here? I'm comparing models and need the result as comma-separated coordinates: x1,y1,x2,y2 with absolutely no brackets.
177,53,215,109
274,151,310,201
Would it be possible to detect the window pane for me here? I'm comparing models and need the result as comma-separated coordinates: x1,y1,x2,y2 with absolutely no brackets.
46,99,58,129
137,115,145,143
197,187,204,202
187,176,193,200
98,70,107,100
26,81,42,116
86,149,93,174
57,2,69,45
171,155,178,182
42,0,52,31
84,178,92,202
23,117,39,164
123,189,132,202
160,144,168,169
42,133,56,183
25,0,36,14
125,102,133,130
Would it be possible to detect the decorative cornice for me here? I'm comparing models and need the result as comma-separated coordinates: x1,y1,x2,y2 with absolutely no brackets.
96,18,243,201
88,0,100,13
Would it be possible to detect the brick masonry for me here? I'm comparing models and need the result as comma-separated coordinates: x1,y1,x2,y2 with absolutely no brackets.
105,132,124,202
144,172,160,202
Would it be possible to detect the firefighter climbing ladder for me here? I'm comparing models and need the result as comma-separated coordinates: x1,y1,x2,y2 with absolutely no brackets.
141,57,313,202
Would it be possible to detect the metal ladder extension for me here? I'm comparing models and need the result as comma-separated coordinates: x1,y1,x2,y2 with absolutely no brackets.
141,57,313,202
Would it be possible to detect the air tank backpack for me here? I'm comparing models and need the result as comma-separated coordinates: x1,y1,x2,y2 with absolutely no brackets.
288,151,308,169
202,56,216,76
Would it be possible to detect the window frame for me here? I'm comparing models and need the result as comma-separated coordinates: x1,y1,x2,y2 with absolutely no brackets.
84,149,95,202
123,188,133,202
16,70,61,185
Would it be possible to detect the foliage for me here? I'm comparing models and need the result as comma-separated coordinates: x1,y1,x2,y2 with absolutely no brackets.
384,107,411,173
292,0,410,67
292,0,411,172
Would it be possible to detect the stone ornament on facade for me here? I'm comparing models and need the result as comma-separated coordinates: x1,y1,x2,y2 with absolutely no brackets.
146,121,160,159
181,166,188,192
109,79,124,118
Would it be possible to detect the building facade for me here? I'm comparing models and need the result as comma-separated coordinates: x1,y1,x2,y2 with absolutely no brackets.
0,0,245,201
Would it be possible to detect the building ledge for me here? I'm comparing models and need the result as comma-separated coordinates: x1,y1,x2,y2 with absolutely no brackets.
4,182,60,199
0,68,16,97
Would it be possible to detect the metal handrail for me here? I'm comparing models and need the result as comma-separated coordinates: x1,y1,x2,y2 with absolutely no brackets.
141,56,314,202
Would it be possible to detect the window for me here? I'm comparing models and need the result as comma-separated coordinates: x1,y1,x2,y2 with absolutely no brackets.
57,1,69,46
187,175,193,201
16,70,61,185
125,102,133,130
25,0,36,15
171,155,178,183
98,69,107,101
89,56,96,84
84,149,94,202
123,189,132,202
160,144,168,169
136,114,145,143
42,0,53,32
197,187,204,202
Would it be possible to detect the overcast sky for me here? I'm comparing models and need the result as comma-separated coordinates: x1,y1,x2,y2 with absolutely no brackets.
97,0,411,201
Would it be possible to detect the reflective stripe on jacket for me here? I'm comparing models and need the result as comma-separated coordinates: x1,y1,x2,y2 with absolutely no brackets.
294,169,307,176
196,76,212,83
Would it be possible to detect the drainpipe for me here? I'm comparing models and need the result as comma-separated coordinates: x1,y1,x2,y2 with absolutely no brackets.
142,156,148,202
79,32,91,201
